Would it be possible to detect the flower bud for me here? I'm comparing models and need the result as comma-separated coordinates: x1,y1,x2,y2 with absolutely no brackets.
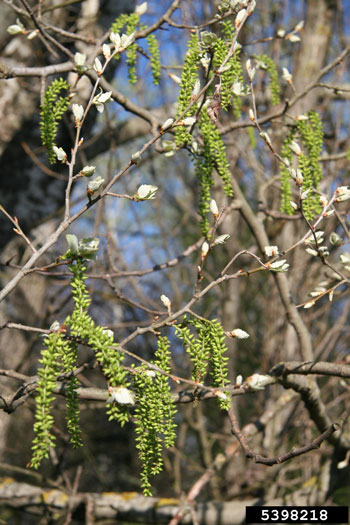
120,33,135,50
131,151,142,164
290,140,302,156
201,241,210,258
330,232,342,246
72,103,84,123
81,165,96,177
93,57,103,75
282,67,292,83
87,176,104,197
160,294,171,310
161,118,174,132
335,185,350,202
246,59,256,81
53,146,67,162
264,245,279,257
135,2,147,16
108,386,135,405
102,44,111,59
248,108,255,121
214,234,230,245
7,19,25,35
135,184,158,200
286,34,301,43
235,9,247,28
226,328,250,339
210,199,219,217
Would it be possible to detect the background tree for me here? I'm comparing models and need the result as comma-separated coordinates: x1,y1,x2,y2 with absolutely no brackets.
0,0,349,523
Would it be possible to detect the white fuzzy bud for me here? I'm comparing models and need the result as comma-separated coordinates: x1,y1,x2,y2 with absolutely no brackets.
201,241,210,258
135,184,158,200
246,59,256,81
226,329,250,339
269,260,289,272
259,132,271,146
135,2,147,15
87,176,104,197
169,73,181,85
81,165,96,177
160,294,171,310
215,391,227,400
182,117,196,127
72,103,84,123
110,32,121,51
49,320,61,332
53,146,67,162
74,52,86,66
282,67,292,83
295,169,304,186
131,151,142,164
161,118,174,131
108,386,135,405
303,300,315,309
192,79,201,98
235,375,243,386
93,90,113,113
27,30,39,40
264,245,279,257
102,43,111,59
246,373,276,391
210,199,219,217
93,57,103,75
290,140,302,156
335,185,350,202
120,33,135,50
235,9,247,28
214,234,230,245
7,19,25,35
287,34,301,43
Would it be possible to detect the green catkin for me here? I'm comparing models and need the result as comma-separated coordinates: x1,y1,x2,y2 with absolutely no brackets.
59,341,82,447
195,131,214,237
221,19,244,117
175,33,200,147
125,13,140,84
256,54,281,105
111,13,139,83
280,130,295,215
31,253,230,492
200,111,233,197
175,320,210,383
30,256,130,469
67,259,129,425
134,336,177,495
111,13,130,34
195,104,233,237
297,111,324,220
30,332,67,468
212,37,235,111
280,112,324,219
40,78,70,164
207,320,230,410
176,316,230,410
147,33,161,85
